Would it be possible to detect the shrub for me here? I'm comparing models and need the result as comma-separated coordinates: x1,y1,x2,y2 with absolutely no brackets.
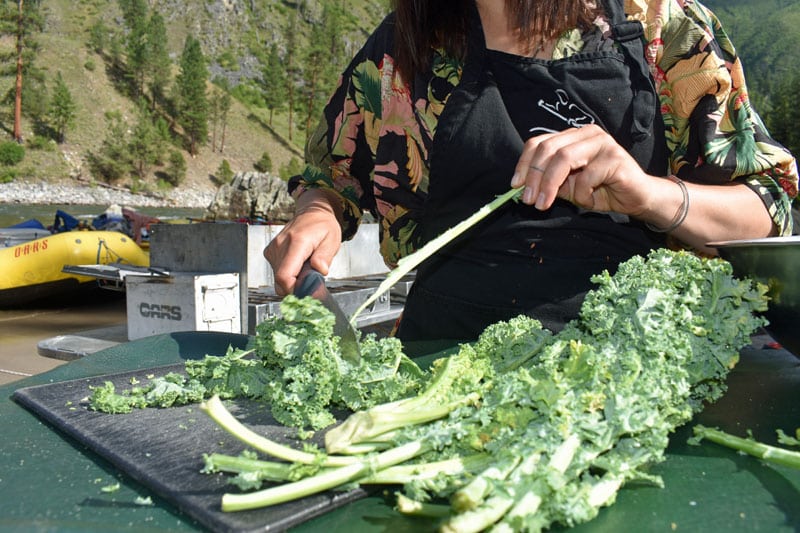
279,157,304,180
26,135,56,151
216,159,234,183
254,152,272,173
0,167,17,183
165,150,187,186
0,141,25,166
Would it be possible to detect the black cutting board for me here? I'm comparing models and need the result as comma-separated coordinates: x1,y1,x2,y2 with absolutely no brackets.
11,364,368,533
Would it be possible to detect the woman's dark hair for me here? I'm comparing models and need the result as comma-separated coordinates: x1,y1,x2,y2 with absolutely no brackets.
392,0,600,80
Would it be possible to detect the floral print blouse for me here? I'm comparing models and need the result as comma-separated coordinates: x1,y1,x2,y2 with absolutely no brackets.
291,0,798,268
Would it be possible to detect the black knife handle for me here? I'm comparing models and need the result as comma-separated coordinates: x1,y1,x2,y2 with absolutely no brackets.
294,260,325,299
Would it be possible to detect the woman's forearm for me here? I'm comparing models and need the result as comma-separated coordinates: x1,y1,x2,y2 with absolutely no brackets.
641,177,776,254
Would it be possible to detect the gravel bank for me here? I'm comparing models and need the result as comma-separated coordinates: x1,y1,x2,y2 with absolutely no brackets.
0,181,217,209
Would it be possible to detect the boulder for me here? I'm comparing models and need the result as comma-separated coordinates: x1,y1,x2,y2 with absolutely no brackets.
206,171,295,222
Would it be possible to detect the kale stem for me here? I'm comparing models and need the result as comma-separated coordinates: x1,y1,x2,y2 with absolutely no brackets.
351,187,522,324
221,440,429,511
203,453,296,480
693,425,800,469
362,453,493,485
200,395,357,467
325,392,480,453
395,493,452,518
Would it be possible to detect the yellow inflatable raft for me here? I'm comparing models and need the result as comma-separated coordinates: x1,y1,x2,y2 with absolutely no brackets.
0,230,149,306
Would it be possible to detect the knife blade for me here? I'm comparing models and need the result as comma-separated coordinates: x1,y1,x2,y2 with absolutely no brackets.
293,260,361,363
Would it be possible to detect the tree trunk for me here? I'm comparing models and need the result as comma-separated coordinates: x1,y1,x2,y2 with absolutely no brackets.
13,0,24,143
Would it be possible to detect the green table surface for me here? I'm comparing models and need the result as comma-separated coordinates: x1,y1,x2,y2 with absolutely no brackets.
1,331,799,533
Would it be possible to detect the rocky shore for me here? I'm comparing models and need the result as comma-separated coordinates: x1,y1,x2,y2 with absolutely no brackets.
0,181,217,209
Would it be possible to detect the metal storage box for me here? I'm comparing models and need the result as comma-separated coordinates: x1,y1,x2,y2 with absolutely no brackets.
126,272,241,340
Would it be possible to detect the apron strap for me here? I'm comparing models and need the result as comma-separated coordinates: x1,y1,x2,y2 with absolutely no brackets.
602,0,657,142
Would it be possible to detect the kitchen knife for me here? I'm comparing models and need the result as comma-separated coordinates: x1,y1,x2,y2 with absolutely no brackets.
293,260,361,363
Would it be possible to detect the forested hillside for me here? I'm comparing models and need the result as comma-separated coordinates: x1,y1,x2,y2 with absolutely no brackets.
0,0,797,194
0,0,389,191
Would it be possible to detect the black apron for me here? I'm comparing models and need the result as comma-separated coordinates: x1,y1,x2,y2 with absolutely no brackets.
396,0,668,346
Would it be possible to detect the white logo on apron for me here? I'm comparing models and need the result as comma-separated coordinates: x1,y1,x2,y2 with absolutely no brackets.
529,89,595,135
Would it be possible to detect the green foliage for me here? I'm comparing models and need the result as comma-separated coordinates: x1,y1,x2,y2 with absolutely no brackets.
261,43,287,125
254,151,272,173
84,59,96,71
87,110,133,183
216,49,239,71
86,20,107,53
298,3,345,134
760,72,800,157
165,150,187,186
216,158,234,183
0,141,25,166
129,102,167,179
48,72,77,143
26,135,55,151
120,0,149,96
175,35,208,155
230,80,265,107
145,11,171,103
279,157,304,180
209,84,232,153
0,167,17,183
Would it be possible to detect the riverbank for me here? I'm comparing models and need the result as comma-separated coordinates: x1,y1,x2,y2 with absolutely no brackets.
0,180,217,209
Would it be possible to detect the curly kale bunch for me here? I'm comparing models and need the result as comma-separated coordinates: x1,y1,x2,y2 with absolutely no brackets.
90,295,423,434
252,295,423,431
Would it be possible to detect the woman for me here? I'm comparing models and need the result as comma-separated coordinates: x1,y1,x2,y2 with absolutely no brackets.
265,0,797,347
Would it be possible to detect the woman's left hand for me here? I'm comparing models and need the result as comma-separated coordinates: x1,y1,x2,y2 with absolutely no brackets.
510,124,778,251
510,124,653,217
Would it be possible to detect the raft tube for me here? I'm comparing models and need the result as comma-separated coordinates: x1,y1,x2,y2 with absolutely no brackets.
0,230,149,307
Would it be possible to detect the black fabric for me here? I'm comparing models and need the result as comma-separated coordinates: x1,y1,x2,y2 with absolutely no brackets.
396,0,668,343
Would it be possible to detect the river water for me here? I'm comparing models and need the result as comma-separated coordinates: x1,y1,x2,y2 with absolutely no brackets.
0,204,209,385
0,203,207,228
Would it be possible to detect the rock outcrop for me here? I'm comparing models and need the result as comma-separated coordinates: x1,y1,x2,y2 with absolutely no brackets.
206,172,295,222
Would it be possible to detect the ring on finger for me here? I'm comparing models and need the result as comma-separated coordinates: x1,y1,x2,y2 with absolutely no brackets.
529,164,545,173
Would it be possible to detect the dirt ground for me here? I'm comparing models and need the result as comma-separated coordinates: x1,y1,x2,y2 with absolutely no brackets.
0,292,128,386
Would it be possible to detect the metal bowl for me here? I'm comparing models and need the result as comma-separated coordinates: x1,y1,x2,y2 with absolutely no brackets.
709,236,800,357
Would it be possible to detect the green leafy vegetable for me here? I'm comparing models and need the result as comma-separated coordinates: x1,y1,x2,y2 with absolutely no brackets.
88,295,424,434
201,249,769,531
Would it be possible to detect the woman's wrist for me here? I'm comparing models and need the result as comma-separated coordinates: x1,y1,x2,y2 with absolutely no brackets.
645,175,689,233
643,175,689,233
294,187,345,225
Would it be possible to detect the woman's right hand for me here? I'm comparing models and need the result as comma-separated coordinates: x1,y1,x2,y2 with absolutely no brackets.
264,188,344,296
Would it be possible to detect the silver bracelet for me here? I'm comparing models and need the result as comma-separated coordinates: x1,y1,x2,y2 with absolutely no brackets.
645,175,689,233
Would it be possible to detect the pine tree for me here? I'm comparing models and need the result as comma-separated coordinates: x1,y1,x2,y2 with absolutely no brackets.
145,11,171,109
284,9,300,142
301,3,343,135
0,0,44,143
261,43,287,126
88,111,133,183
48,71,76,143
209,84,232,153
128,101,166,180
175,35,208,156
208,78,232,153
119,0,149,97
